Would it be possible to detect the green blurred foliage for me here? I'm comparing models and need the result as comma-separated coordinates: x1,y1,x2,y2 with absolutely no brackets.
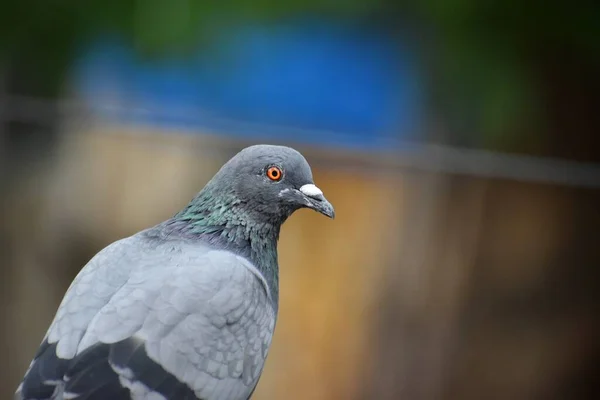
412,0,599,147
0,0,598,146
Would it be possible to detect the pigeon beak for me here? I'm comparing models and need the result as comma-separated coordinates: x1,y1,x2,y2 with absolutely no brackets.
299,184,335,219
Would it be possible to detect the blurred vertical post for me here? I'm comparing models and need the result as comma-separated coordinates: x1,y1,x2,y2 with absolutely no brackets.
0,64,6,181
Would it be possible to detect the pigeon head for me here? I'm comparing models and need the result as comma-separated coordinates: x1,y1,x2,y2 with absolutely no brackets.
210,144,335,221
175,144,334,237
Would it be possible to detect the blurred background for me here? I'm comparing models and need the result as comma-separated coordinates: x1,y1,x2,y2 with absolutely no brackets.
1,1,600,399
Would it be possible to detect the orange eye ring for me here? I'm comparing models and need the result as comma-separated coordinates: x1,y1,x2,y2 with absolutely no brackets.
266,166,283,181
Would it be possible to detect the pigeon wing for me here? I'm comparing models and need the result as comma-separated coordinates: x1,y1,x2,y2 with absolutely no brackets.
16,235,276,400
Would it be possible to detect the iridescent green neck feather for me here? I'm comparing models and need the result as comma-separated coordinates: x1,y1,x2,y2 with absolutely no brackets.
172,186,282,307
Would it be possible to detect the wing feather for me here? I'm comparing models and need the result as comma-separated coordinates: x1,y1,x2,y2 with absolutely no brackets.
17,234,276,400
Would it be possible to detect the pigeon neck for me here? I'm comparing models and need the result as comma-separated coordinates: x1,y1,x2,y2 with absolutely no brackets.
173,192,281,307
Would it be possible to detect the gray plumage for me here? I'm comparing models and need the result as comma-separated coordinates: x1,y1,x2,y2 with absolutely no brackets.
15,144,334,400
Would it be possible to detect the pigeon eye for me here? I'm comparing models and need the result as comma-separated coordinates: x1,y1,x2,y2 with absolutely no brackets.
266,166,283,181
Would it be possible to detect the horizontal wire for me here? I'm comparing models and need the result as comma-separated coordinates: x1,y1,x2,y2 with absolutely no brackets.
1,94,599,188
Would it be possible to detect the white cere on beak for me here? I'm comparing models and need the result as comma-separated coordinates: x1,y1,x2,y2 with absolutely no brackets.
299,184,323,198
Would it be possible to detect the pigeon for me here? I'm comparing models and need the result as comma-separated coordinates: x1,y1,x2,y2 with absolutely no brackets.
15,144,334,400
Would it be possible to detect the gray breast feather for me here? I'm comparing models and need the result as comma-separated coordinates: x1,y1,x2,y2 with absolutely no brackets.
30,234,276,400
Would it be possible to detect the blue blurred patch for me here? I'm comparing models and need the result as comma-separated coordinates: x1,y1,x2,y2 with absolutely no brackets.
73,20,422,150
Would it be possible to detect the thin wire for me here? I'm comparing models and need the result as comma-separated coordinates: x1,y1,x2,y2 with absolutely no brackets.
2,94,600,188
